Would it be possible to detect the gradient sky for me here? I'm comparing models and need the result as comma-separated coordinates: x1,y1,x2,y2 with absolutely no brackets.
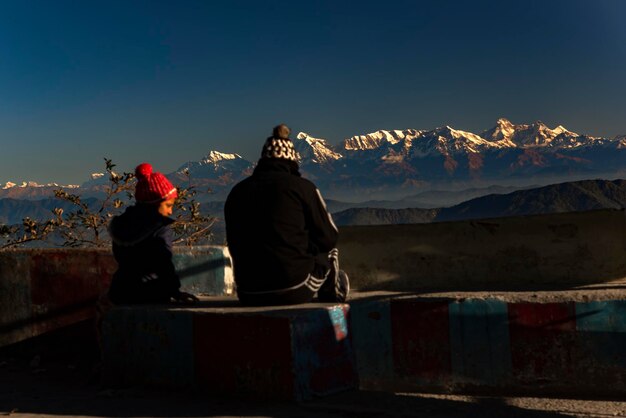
1,0,625,184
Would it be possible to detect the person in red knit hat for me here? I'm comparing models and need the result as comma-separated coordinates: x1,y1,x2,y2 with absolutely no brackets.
107,163,198,304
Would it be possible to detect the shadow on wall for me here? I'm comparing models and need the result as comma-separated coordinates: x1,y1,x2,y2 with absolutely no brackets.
0,246,232,348
338,209,626,292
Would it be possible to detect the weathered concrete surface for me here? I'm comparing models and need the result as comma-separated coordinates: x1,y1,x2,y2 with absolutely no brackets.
0,249,115,349
101,293,626,398
351,294,626,396
0,246,233,348
338,209,626,291
101,299,357,401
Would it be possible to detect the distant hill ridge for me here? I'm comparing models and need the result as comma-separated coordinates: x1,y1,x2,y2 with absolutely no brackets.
0,197,100,225
333,179,626,226
3,179,626,228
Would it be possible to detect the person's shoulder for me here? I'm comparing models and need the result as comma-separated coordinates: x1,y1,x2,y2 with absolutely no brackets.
153,218,174,239
226,177,253,198
234,175,257,188
293,176,318,191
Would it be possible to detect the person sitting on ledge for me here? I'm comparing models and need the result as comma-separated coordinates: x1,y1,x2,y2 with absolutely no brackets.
107,163,198,305
224,124,349,306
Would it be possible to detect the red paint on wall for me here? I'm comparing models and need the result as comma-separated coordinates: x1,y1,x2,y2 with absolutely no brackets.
508,302,577,382
29,251,113,309
391,299,451,382
193,313,295,399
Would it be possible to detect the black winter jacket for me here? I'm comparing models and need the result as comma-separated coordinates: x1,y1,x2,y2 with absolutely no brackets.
107,204,180,304
224,159,338,293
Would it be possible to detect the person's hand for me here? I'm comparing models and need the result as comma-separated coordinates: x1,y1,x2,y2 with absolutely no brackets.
173,291,199,304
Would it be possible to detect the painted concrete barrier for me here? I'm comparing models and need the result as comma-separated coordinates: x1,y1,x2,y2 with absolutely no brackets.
4,209,625,349
0,246,233,348
338,209,626,291
351,295,626,396
101,301,357,401
101,294,626,398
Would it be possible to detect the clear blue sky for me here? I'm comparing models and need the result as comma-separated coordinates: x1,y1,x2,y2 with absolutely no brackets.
1,0,625,184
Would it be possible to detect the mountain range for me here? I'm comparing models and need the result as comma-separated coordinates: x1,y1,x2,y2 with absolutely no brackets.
1,118,625,202
292,118,625,198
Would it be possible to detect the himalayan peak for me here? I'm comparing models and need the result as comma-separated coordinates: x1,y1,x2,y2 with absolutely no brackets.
177,150,248,173
341,129,423,151
294,133,343,164
203,150,243,163
480,118,582,148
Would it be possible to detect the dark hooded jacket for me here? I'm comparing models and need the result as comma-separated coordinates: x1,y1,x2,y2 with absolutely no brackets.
224,158,338,293
108,204,180,304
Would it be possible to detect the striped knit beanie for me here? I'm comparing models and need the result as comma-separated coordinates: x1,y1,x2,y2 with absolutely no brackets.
261,124,300,162
134,163,178,203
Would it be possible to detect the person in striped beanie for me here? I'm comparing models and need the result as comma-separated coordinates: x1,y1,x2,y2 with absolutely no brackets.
107,163,198,304
225,124,349,306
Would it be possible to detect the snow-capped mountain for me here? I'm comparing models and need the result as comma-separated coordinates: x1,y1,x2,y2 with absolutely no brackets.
0,181,80,200
480,118,607,149
163,118,625,199
294,132,342,164
3,118,623,202
170,151,254,191
341,129,423,151
2,181,78,189
176,151,253,177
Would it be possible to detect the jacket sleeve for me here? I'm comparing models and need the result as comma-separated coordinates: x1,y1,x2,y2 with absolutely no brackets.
154,225,181,295
305,186,339,253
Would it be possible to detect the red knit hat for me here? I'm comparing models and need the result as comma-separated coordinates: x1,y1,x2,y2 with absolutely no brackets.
134,163,178,203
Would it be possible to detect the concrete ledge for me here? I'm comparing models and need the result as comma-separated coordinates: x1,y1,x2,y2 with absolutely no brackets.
0,246,233,348
102,299,357,401
100,292,626,399
351,295,626,396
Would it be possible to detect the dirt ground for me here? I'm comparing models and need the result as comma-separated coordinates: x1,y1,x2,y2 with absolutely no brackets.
2,357,626,418
404,280,626,303
350,278,626,303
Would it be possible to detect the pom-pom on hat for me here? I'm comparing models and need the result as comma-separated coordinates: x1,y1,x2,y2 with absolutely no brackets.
261,124,299,162
273,124,291,139
134,163,178,203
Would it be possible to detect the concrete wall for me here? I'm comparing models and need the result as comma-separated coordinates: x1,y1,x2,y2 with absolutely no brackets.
338,209,626,291
351,295,626,396
0,246,233,348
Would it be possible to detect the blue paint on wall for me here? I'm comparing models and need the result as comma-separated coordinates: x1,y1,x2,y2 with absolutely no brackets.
575,300,626,369
576,301,626,333
448,298,511,385
328,305,349,339
173,247,229,295
349,299,394,387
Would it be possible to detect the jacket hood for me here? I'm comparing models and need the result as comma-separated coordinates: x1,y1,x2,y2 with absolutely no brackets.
254,158,301,177
109,204,174,246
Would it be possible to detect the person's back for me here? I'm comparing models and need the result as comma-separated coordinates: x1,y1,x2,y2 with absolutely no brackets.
225,124,348,306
